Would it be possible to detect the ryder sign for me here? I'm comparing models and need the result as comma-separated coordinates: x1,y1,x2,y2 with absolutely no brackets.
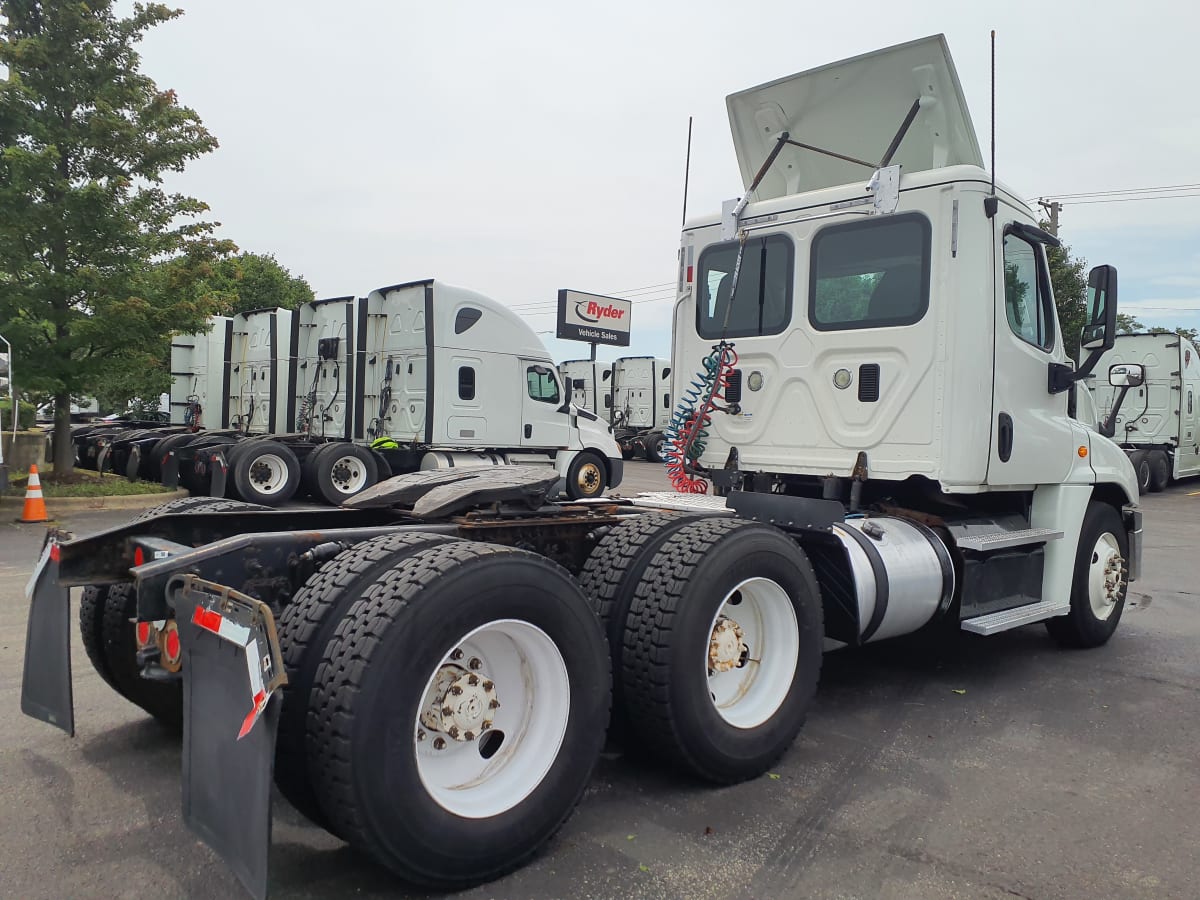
556,290,631,347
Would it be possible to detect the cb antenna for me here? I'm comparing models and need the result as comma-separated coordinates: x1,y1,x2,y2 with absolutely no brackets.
681,116,693,227
985,29,999,218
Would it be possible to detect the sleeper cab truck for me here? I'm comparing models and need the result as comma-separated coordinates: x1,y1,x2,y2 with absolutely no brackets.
1091,332,1200,492
19,34,1139,900
558,358,613,417
610,355,673,461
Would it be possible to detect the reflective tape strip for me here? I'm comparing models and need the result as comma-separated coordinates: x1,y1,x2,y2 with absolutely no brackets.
191,605,252,646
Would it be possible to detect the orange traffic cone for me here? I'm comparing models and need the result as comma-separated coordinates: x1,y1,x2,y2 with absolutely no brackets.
18,463,49,523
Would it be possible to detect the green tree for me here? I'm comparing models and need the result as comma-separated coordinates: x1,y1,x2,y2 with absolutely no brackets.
174,251,314,317
0,1,224,472
1045,227,1142,359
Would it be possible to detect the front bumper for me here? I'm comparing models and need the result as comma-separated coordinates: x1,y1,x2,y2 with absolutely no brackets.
607,457,624,491
1123,505,1143,582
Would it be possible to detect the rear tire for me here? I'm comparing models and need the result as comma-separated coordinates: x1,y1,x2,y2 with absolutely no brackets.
642,432,666,463
565,450,606,500
1131,451,1151,495
274,531,459,829
101,585,182,726
230,441,301,506
306,542,610,888
1148,451,1170,492
577,512,701,736
305,442,379,506
1045,502,1128,648
80,586,119,693
621,517,823,783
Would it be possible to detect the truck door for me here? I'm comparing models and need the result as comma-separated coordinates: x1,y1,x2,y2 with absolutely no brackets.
1182,342,1200,474
521,361,571,447
987,226,1075,486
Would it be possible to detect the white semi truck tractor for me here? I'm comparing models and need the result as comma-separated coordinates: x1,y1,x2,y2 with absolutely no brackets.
20,35,1139,900
1091,332,1200,492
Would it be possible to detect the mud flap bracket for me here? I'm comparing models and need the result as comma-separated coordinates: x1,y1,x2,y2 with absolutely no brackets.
171,575,287,900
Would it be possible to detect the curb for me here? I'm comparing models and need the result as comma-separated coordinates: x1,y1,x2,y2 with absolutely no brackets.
2,487,189,518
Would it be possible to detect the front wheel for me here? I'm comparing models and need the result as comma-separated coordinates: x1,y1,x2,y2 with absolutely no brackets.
1045,502,1129,648
305,542,610,887
565,450,606,500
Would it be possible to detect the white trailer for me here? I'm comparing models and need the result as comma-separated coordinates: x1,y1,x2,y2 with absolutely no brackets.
610,355,672,460
558,358,613,415
1091,332,1200,491
20,35,1144,900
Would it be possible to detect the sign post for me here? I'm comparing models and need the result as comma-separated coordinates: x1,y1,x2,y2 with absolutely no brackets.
555,290,632,361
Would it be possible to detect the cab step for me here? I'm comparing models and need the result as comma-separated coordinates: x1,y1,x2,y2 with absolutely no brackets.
956,527,1063,552
960,600,1070,635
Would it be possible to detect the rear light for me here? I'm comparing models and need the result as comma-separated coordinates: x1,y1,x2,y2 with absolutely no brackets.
134,546,145,566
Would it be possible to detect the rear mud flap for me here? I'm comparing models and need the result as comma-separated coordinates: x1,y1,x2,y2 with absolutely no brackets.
172,576,286,900
20,539,74,736
162,449,180,489
208,449,229,498
126,445,142,481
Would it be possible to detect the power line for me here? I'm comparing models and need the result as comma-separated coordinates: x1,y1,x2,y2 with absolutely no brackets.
1041,181,1200,201
1066,193,1200,205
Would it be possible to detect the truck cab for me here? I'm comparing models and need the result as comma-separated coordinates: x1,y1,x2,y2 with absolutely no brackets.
669,34,1140,638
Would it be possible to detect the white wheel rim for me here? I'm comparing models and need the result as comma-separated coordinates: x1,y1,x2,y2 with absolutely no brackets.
1088,532,1125,620
247,453,288,495
705,577,799,729
414,619,570,818
328,454,368,493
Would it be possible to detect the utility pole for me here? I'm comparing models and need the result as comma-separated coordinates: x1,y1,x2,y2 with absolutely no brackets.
1037,198,1061,236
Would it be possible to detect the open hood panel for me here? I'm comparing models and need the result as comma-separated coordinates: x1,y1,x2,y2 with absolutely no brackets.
726,35,983,200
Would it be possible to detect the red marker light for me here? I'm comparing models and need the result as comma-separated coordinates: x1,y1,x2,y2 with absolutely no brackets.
134,546,145,566
136,622,151,646
165,628,181,663
686,265,694,283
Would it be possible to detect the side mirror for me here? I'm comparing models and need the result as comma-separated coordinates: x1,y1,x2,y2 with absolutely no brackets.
1109,363,1144,388
1081,265,1118,352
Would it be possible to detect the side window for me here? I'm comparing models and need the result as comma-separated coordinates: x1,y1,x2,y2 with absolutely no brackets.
696,234,793,339
458,366,475,401
526,366,560,403
809,214,931,331
1002,233,1055,350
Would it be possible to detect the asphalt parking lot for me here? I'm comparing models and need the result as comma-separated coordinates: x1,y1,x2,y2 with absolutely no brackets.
1,463,1198,899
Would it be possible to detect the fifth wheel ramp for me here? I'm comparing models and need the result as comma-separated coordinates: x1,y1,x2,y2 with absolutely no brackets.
342,466,561,518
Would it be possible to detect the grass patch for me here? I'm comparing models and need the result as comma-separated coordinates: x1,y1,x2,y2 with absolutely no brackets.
9,466,173,497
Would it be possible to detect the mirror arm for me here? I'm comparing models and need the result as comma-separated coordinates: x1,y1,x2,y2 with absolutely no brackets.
1099,384,1131,438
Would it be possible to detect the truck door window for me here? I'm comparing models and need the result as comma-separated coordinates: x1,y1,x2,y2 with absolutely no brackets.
526,366,560,404
809,214,931,331
696,234,793,339
1002,233,1055,350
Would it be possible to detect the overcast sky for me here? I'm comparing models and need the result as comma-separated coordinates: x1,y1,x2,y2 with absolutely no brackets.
131,0,1200,363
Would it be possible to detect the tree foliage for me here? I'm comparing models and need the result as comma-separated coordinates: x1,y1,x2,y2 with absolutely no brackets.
0,1,225,470
165,251,315,317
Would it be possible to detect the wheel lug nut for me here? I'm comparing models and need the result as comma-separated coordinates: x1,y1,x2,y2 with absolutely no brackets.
433,737,446,750
417,729,426,741
442,705,453,716
463,731,475,741
482,719,493,730
469,657,483,670
450,648,464,661
482,680,494,691
488,698,500,709
448,726,459,738
467,674,479,686
451,685,463,695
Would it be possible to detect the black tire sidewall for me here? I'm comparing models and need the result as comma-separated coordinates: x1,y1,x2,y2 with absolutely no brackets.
231,442,300,505
346,555,609,882
313,443,379,505
1149,451,1170,492
632,526,822,780
1056,503,1129,647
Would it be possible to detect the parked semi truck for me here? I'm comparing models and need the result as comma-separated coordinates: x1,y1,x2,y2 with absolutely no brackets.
558,358,612,415
87,281,623,505
610,355,672,460
1090,332,1200,492
22,35,1141,900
